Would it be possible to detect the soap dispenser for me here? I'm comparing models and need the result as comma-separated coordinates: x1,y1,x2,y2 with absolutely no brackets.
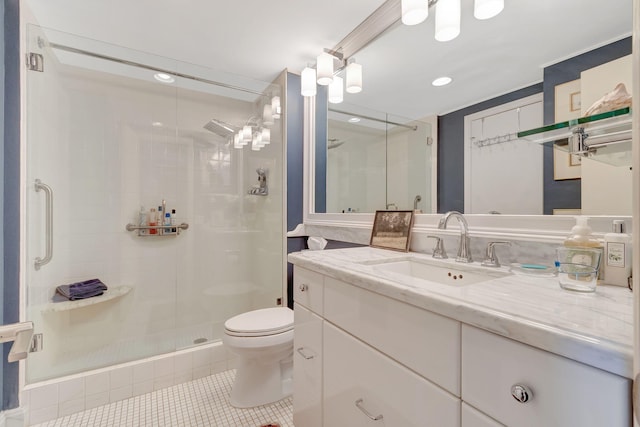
563,216,603,277
603,220,632,287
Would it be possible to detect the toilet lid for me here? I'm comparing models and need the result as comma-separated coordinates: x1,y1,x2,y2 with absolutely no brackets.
225,307,293,336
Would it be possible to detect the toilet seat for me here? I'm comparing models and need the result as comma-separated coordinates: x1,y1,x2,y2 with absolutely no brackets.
224,307,293,337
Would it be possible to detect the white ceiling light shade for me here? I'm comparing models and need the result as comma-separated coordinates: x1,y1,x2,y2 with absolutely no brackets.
432,76,452,86
242,125,252,141
474,0,504,19
153,73,175,83
233,133,242,149
301,66,317,97
261,128,271,144
328,76,344,104
435,0,461,42
263,104,274,126
401,0,429,25
316,52,334,86
346,59,362,94
271,96,281,119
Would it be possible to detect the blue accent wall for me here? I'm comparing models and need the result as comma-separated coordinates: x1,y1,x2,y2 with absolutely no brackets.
542,37,631,214
286,72,305,309
438,84,543,213
4,0,20,410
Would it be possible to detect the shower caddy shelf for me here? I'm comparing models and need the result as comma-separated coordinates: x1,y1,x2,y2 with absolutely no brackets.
41,286,132,314
125,222,190,237
517,107,632,167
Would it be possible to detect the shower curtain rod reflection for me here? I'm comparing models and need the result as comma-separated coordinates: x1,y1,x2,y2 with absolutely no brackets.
48,41,268,97
329,107,418,131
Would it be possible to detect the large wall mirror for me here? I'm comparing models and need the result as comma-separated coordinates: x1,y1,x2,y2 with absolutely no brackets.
310,0,632,219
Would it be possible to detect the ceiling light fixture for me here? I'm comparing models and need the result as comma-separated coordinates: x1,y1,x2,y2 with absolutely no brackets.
348,117,361,123
271,96,281,119
153,73,175,83
432,76,452,86
261,128,271,145
263,104,274,126
401,0,504,42
474,0,504,19
300,50,363,98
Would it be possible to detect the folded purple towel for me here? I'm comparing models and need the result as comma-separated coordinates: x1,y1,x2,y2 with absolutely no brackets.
54,278,108,301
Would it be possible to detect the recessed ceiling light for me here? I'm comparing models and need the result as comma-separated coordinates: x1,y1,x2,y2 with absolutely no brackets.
152,122,163,127
154,73,175,83
348,117,361,123
432,76,452,87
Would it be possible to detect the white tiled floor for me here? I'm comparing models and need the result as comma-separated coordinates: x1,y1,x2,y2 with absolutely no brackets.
31,370,293,427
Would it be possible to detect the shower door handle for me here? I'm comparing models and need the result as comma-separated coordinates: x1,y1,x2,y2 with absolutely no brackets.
34,179,53,270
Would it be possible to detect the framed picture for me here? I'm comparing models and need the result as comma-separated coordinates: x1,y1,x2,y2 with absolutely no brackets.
553,79,582,180
369,210,415,252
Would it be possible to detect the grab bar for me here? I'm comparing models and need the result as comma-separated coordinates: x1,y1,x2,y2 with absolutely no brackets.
34,179,53,270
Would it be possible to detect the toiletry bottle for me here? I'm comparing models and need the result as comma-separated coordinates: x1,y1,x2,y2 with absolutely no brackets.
139,206,147,236
603,220,632,287
157,205,163,235
563,216,603,278
171,209,177,233
149,208,157,235
165,212,171,234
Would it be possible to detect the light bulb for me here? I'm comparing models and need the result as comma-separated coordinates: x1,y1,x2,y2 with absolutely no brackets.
316,52,334,86
346,60,362,94
401,0,429,25
301,66,317,97
328,76,344,104
474,0,504,20
435,0,460,42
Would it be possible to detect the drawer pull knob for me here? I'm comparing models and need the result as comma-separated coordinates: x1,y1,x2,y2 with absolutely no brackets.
299,284,308,292
355,398,383,421
296,347,314,360
511,384,532,403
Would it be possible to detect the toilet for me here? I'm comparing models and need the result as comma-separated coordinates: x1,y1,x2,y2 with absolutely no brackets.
222,307,294,408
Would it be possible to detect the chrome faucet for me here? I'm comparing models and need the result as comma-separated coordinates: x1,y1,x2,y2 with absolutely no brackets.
437,211,473,263
413,195,422,210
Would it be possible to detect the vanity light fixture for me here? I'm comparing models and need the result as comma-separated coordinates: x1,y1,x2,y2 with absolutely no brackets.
435,0,461,42
271,96,281,119
242,125,253,142
233,134,243,149
401,0,504,42
432,76,452,86
401,0,429,25
328,76,344,104
261,128,271,144
474,0,504,20
346,58,363,94
316,52,334,85
153,73,175,83
263,104,274,126
301,65,317,97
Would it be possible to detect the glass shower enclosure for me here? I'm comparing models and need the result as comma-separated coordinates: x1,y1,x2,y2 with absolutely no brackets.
24,26,285,383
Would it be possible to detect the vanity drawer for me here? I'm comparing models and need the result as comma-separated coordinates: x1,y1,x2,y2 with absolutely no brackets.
462,403,503,427
293,266,324,315
323,322,460,427
324,276,461,396
461,325,631,427
293,303,323,427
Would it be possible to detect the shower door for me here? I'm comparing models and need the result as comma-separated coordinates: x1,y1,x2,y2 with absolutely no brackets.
23,25,284,384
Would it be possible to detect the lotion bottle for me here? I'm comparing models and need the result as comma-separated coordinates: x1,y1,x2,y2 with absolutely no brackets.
603,220,632,287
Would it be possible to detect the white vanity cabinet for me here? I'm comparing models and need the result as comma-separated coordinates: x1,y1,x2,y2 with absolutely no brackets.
292,267,324,427
461,325,631,427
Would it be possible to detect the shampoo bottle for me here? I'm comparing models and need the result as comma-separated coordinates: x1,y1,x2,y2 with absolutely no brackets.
603,220,632,287
563,216,603,278
139,206,147,236
149,208,157,235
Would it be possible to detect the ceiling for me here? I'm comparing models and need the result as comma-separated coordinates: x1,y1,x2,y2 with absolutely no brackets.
25,0,632,120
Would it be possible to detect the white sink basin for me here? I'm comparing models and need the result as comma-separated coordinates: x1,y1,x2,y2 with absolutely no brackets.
370,258,510,286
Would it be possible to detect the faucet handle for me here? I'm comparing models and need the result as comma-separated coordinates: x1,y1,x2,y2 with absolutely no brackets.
426,235,448,259
481,241,511,267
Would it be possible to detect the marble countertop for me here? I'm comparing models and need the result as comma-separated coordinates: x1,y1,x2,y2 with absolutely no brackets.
288,247,633,379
